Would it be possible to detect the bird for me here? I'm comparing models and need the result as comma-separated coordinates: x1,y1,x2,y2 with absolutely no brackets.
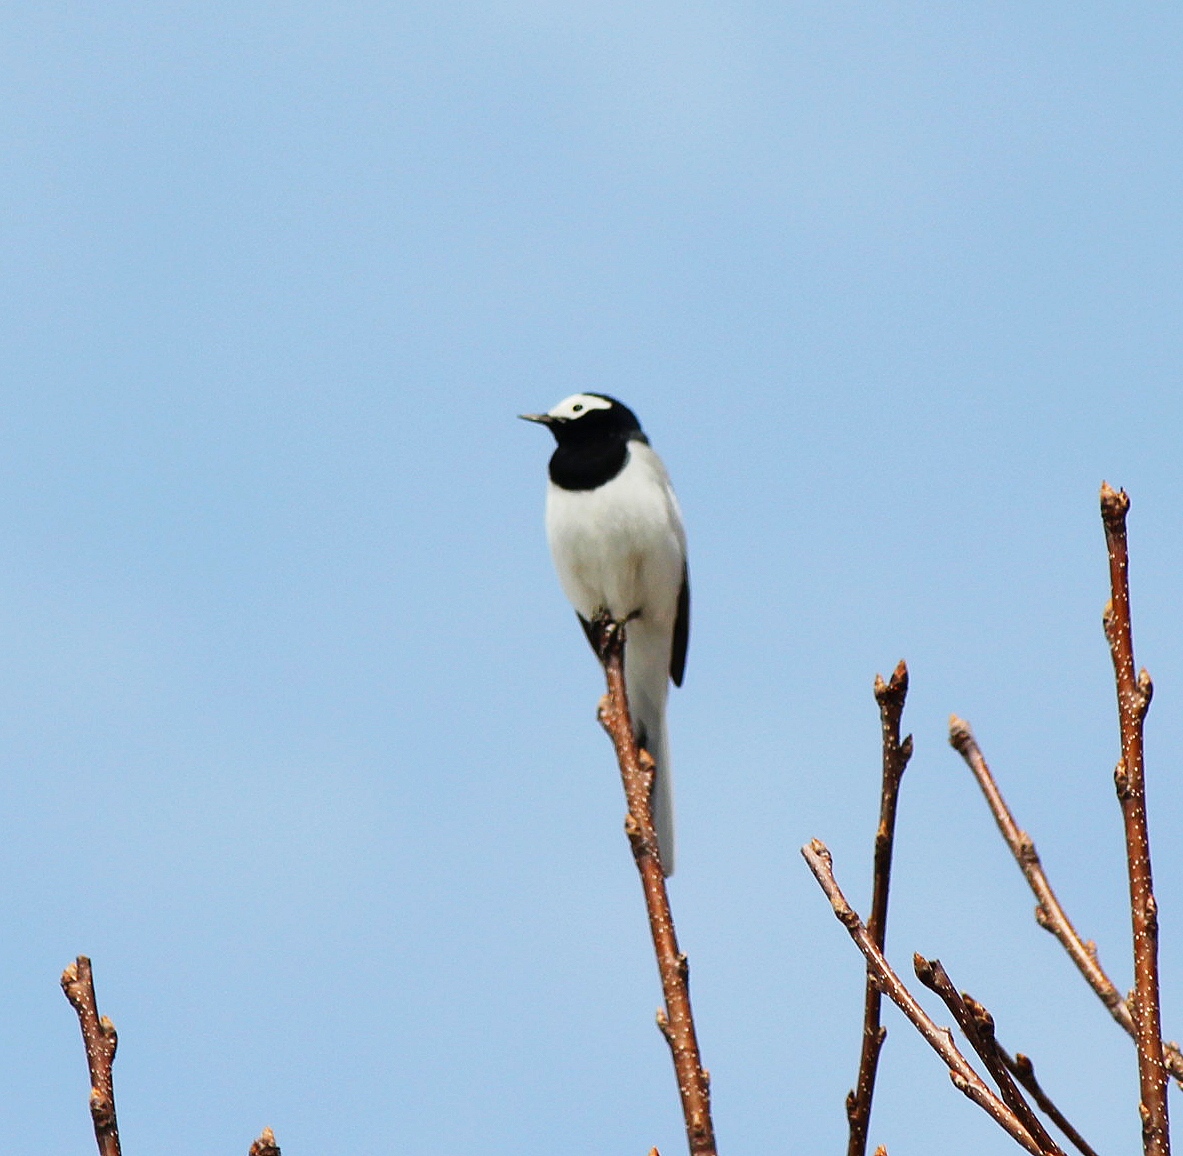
521,393,688,876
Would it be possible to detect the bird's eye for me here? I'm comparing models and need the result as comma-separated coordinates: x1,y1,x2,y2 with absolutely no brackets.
573,403,583,413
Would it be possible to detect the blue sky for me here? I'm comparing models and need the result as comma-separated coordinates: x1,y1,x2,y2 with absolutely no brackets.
2,3,1182,1153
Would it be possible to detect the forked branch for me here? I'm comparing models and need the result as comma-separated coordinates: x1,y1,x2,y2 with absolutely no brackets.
1101,482,1169,1156
913,957,1065,1156
847,660,913,1156
802,840,1046,1155
61,956,121,1156
947,718,1183,1088
597,620,716,1156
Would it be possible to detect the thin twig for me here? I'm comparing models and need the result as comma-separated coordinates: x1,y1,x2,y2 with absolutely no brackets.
999,1047,1100,1156
597,620,716,1156
1101,482,1170,1156
61,956,121,1156
801,839,1044,1155
913,958,1064,1155
948,717,1183,1088
847,660,913,1156
249,1127,281,1156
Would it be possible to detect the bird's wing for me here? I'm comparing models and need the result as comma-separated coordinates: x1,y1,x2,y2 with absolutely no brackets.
670,560,689,687
657,458,689,688
640,447,689,689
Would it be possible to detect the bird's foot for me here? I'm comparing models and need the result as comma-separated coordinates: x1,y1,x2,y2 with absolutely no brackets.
590,609,619,661
590,607,641,665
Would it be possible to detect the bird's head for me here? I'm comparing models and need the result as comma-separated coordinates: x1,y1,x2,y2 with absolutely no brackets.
519,393,645,445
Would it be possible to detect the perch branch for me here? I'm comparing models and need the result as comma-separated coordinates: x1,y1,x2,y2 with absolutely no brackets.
913,958,1064,1155
249,1128,281,1156
1101,482,1169,1156
597,620,716,1156
847,660,913,1156
61,956,121,1156
948,717,1183,1088
801,840,1044,1154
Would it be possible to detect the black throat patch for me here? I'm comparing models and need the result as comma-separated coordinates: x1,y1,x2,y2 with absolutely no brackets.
548,436,635,491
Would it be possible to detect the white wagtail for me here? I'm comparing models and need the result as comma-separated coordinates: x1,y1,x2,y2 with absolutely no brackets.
521,393,689,876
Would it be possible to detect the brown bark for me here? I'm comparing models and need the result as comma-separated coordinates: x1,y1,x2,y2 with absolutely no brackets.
597,621,716,1156
948,716,1183,1087
249,1127,281,1156
847,661,913,1156
913,958,1064,1155
999,1049,1099,1156
61,956,121,1156
1100,482,1169,1156
801,840,1045,1155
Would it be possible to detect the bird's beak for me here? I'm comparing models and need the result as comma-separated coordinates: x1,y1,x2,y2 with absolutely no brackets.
519,412,556,425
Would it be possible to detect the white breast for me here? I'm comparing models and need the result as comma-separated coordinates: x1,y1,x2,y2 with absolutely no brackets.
545,441,686,626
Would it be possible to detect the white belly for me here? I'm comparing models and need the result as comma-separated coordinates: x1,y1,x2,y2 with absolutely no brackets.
544,442,685,628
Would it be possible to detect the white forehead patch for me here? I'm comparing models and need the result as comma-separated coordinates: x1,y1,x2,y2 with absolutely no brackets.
547,393,613,420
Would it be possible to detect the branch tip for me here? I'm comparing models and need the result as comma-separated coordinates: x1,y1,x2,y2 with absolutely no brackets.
1099,480,1130,525
249,1127,281,1156
847,665,913,1156
873,661,908,703
948,715,973,752
1099,483,1170,1153
803,837,831,866
61,955,121,1156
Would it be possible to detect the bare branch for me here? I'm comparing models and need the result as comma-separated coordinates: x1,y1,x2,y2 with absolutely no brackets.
597,620,716,1156
913,958,1064,1155
249,1127,281,1156
61,956,121,1156
948,717,1183,1088
847,660,913,1156
801,839,1044,1154
998,1049,1100,1156
1101,482,1170,1156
